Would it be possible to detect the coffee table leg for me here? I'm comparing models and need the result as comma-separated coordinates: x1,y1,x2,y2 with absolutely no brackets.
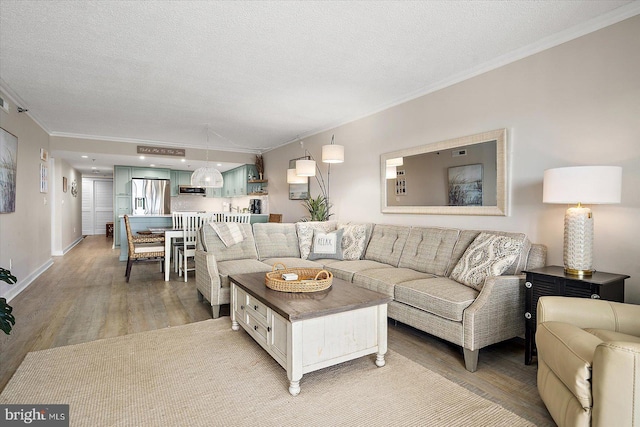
288,380,301,396
376,304,388,367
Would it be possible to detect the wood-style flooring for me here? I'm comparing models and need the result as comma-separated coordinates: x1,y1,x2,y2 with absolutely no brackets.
0,236,554,425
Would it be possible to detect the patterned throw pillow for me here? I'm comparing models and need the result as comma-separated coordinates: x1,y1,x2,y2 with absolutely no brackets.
209,222,246,248
309,229,344,261
339,223,371,260
450,232,523,291
296,221,337,259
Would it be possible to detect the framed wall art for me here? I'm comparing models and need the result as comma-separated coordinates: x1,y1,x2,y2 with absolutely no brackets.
288,157,310,200
448,164,483,206
40,163,48,193
0,127,18,213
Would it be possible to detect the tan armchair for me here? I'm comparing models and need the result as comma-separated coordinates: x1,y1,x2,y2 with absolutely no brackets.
536,296,640,427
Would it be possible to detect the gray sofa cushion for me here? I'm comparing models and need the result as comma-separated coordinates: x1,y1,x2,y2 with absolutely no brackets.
353,267,434,297
324,259,392,282
262,257,324,269
395,277,479,322
217,259,273,288
398,227,460,276
364,224,410,267
253,223,300,260
200,223,258,262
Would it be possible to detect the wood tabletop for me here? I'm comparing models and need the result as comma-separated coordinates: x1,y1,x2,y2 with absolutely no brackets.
229,272,392,322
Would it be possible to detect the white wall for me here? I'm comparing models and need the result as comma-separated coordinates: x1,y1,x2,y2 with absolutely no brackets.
52,157,83,254
0,91,54,300
264,16,640,302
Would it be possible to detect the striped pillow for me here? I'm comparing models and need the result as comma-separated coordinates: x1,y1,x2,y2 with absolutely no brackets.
210,222,246,248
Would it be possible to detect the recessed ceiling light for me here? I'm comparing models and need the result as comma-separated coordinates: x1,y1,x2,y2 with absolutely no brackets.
181,159,186,162
139,156,145,160
91,166,97,170
81,155,88,158
216,163,222,167
150,164,155,167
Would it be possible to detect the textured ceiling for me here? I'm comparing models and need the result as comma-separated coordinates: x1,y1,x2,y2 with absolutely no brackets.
0,1,638,174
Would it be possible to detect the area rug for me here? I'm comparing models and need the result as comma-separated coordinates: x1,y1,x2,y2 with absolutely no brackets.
1,319,534,426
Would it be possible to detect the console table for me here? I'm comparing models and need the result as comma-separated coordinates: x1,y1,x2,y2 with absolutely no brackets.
523,265,629,365
230,272,391,396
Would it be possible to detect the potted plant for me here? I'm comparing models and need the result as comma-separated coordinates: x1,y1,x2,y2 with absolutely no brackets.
0,267,16,335
301,194,332,221
255,155,264,180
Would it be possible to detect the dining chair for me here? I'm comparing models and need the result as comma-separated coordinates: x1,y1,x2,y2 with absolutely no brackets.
178,212,199,282
223,213,251,223
172,212,196,273
200,212,225,224
123,214,165,282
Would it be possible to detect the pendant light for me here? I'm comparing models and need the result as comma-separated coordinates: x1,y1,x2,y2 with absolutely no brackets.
191,126,224,188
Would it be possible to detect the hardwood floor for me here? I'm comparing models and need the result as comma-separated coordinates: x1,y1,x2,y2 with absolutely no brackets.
0,236,554,425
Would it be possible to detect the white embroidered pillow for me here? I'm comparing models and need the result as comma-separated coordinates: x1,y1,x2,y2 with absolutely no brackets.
450,232,523,291
339,223,370,260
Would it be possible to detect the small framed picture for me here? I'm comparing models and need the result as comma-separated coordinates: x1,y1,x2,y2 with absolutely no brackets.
40,148,48,161
63,177,68,193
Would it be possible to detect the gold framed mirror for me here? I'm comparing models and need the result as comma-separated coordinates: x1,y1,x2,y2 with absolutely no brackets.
380,128,508,216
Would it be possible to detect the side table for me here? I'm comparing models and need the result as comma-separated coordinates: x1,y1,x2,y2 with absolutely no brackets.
523,265,629,365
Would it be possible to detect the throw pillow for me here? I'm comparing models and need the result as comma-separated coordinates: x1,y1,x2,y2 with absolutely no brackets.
308,229,344,261
209,222,246,248
296,221,337,259
450,232,523,291
339,223,371,260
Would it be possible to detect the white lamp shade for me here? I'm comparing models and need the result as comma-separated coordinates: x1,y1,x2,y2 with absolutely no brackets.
387,157,403,167
386,165,397,179
296,159,316,177
543,166,622,204
287,168,307,184
322,144,344,163
191,167,223,188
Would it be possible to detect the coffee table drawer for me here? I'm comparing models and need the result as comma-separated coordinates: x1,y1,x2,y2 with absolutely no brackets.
246,313,268,344
246,294,268,323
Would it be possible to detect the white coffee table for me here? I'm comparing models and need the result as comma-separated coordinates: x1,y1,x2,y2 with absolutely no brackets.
230,272,391,396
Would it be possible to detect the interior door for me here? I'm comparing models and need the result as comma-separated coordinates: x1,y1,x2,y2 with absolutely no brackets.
81,178,114,235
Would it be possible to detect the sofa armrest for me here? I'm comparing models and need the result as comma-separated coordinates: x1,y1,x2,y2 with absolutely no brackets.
195,249,221,305
537,297,640,335
593,341,640,427
537,321,602,409
462,274,524,350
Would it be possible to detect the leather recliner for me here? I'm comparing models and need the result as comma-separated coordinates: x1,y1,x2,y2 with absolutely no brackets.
536,296,640,427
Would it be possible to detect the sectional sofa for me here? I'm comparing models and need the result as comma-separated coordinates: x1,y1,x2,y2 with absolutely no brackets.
195,221,546,372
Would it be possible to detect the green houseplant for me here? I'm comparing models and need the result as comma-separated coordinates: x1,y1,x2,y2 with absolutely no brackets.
0,267,17,335
301,194,333,222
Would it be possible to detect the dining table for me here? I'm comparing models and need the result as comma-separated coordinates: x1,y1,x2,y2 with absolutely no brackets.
148,227,183,281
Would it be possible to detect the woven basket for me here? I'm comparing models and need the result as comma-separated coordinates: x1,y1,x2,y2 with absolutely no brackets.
265,263,333,293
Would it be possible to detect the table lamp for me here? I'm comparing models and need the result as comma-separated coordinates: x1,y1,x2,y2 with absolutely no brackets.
543,166,622,276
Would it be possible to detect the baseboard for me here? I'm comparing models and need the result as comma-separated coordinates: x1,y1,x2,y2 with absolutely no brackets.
5,258,54,303
52,236,84,256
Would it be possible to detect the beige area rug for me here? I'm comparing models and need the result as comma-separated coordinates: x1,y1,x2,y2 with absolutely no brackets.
1,319,533,426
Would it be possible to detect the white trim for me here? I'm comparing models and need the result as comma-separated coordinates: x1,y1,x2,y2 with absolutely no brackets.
0,78,52,134
4,259,54,303
51,236,84,257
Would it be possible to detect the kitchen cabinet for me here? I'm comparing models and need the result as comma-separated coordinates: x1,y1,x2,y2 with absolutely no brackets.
222,164,266,197
113,196,132,246
131,167,170,180
114,166,132,195
170,170,193,196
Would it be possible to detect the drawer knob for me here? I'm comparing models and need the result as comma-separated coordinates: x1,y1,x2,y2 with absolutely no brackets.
525,312,532,320
254,305,258,310
591,294,601,299
240,305,244,310
525,281,533,289
267,326,271,332
254,325,258,331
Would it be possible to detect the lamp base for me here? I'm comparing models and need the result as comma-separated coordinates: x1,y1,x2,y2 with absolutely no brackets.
564,267,594,277
563,206,594,275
